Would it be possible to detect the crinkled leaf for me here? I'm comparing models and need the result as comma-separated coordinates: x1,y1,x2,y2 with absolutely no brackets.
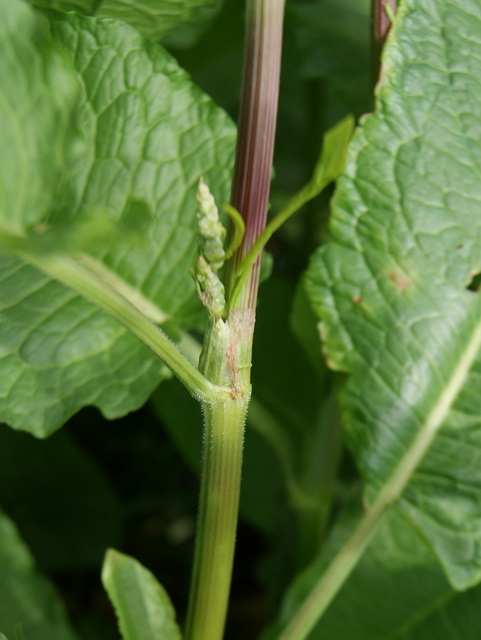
30,0,221,43
0,510,78,640
265,507,481,640
0,12,235,436
307,0,481,589
0,0,80,235
102,549,181,640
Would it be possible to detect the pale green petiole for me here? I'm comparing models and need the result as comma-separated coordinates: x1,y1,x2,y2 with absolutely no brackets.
20,250,227,404
276,308,481,640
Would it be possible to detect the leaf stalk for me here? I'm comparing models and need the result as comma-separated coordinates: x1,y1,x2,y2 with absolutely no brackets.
21,251,223,403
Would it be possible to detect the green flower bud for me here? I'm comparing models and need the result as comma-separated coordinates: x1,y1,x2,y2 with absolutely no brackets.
196,178,226,271
193,254,226,319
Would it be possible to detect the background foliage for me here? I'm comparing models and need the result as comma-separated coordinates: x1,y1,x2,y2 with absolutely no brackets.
9,0,481,639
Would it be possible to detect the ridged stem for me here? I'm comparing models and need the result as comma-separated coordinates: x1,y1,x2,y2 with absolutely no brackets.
184,395,250,640
225,0,286,311
185,2,285,638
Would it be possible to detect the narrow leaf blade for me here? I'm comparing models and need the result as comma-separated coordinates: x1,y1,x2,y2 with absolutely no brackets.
0,510,78,640
102,549,181,640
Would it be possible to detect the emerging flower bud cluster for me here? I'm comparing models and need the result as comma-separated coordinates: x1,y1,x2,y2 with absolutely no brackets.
192,178,227,319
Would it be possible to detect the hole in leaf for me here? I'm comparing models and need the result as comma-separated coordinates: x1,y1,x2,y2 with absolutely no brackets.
467,272,481,292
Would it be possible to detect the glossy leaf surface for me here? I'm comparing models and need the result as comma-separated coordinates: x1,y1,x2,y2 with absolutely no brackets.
0,0,80,234
0,9,234,436
307,0,481,589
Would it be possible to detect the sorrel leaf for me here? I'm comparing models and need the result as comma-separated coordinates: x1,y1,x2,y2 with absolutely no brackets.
265,507,481,639
0,510,78,640
29,0,221,42
307,0,481,589
0,9,234,437
102,549,182,640
0,0,80,235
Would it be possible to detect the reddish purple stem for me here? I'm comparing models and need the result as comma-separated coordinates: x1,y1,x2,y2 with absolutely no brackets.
225,0,285,311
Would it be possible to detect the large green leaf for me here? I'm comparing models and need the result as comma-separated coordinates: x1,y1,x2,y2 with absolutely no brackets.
0,0,80,235
265,507,481,640
30,0,221,43
307,0,481,589
102,549,181,640
0,10,235,437
0,509,78,640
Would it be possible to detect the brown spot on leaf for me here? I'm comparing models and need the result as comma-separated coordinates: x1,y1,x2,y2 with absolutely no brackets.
389,271,411,291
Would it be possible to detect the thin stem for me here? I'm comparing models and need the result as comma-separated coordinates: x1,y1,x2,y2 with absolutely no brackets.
276,495,388,640
230,116,353,308
247,397,313,510
295,398,343,569
21,251,223,403
185,2,285,638
224,0,286,310
276,307,481,640
184,396,250,640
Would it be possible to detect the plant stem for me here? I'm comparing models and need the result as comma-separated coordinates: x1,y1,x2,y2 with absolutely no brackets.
275,308,481,640
225,0,286,311
296,397,343,569
185,1,285,639
21,251,222,403
184,395,250,640
276,495,387,640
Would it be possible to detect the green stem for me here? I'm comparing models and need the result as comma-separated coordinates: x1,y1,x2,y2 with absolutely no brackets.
276,494,388,640
184,395,250,640
21,251,223,403
295,397,343,569
276,308,481,640
185,1,285,637
247,397,320,513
